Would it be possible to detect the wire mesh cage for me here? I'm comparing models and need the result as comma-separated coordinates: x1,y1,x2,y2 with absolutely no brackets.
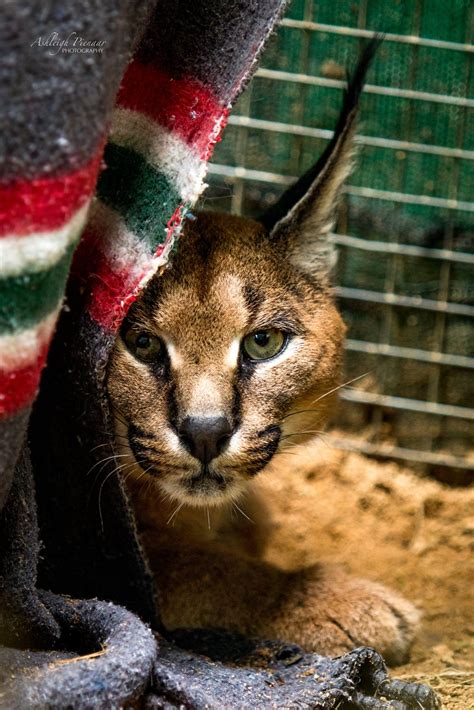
203,0,474,480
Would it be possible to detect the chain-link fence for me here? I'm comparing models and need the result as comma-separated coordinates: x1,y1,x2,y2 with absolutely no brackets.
203,0,474,480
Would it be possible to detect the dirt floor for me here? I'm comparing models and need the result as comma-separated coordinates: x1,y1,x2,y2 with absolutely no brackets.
255,439,474,709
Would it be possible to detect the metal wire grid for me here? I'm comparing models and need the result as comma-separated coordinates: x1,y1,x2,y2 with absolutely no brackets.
205,0,474,473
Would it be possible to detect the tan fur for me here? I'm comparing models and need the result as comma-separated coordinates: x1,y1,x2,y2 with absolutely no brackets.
107,211,419,665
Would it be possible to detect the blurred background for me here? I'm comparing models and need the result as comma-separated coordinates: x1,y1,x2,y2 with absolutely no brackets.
202,0,473,486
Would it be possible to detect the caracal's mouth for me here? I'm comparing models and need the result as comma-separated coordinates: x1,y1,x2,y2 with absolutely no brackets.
184,467,228,493
157,467,246,508
123,423,281,507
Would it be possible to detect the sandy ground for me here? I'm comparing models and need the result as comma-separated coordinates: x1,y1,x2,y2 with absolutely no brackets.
255,440,474,709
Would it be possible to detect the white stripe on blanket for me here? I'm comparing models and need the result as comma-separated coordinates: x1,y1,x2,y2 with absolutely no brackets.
0,310,59,371
86,201,153,280
110,109,208,203
0,203,90,278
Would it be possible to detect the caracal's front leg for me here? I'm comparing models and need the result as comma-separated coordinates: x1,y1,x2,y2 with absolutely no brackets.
143,533,419,665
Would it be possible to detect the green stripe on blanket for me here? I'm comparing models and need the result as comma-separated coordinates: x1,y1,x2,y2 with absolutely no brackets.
97,143,181,252
0,245,76,334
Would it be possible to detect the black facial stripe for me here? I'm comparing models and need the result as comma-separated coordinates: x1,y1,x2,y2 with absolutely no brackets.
126,444,185,475
132,443,161,458
128,424,155,440
249,439,280,461
167,382,179,434
243,283,265,319
231,382,242,430
248,429,281,455
129,437,150,465
148,343,170,379
248,441,278,457
246,451,276,477
237,353,257,383
128,424,164,465
245,426,281,475
257,424,281,439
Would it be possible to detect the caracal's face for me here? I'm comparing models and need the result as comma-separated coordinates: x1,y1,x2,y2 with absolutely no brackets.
107,211,345,507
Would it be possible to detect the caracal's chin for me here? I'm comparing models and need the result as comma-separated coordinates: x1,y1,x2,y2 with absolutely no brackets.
158,471,247,508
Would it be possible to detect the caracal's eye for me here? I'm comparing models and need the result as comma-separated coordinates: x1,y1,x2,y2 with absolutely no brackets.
242,329,286,361
123,329,162,362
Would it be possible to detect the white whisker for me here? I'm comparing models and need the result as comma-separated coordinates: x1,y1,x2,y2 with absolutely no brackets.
309,372,370,406
233,501,253,524
97,458,146,530
166,501,184,526
281,372,370,422
86,453,130,477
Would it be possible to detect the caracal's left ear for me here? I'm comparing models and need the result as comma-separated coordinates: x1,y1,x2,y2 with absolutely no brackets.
260,36,382,280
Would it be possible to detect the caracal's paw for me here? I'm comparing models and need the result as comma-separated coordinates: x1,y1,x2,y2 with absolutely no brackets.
269,566,420,665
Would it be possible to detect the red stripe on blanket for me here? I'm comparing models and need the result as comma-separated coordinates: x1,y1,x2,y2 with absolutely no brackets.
85,252,139,332
72,226,144,333
74,205,184,331
80,240,170,331
0,149,104,237
0,344,49,417
117,60,228,158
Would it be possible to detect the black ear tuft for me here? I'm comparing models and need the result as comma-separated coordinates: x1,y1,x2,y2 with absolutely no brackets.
260,35,382,276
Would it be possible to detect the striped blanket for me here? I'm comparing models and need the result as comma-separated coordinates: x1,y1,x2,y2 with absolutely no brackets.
0,1,439,707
